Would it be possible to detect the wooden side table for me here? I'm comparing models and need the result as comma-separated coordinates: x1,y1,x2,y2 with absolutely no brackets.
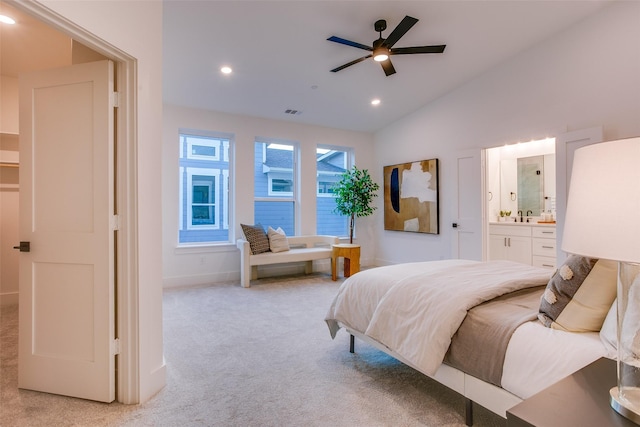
331,244,360,281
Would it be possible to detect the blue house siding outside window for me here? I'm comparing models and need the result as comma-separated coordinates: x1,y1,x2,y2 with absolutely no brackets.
316,147,350,237
251,142,352,238
179,132,231,244
254,141,296,235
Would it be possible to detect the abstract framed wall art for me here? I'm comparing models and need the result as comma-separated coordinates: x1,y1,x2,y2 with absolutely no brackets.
383,159,439,234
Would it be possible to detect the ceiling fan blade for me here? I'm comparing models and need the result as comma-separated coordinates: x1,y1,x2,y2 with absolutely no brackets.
380,59,396,76
383,16,418,48
391,45,446,55
327,36,372,51
330,55,372,73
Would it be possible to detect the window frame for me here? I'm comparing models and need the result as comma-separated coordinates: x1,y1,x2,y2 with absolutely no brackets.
316,145,353,237
178,129,234,246
186,167,220,230
254,139,299,234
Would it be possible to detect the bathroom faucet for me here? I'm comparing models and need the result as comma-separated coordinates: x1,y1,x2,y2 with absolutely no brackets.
526,210,533,222
517,210,523,222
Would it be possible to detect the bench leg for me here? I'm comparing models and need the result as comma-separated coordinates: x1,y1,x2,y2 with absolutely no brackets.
349,334,355,353
241,265,251,288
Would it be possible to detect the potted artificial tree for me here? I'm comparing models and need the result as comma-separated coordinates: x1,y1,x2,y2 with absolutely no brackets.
333,166,380,244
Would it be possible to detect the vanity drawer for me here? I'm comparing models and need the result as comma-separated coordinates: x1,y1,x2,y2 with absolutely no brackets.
533,255,556,269
532,227,556,239
533,238,556,256
489,224,532,237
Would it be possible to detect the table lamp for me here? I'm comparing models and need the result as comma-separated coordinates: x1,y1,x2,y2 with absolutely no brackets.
562,136,640,423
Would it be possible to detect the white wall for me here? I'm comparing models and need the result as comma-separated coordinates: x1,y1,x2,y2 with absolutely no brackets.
162,104,375,288
0,75,19,134
373,1,640,265
39,0,165,403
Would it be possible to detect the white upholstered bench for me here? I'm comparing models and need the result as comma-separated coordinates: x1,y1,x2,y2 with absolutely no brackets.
236,235,339,288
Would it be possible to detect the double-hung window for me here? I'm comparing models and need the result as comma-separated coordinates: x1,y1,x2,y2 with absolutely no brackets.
179,130,232,244
254,140,297,235
316,146,351,237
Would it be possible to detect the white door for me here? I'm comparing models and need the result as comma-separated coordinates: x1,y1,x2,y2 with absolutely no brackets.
451,149,483,260
555,126,603,264
18,60,116,402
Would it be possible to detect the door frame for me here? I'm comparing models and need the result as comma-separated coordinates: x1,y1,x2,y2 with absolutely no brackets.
10,1,140,404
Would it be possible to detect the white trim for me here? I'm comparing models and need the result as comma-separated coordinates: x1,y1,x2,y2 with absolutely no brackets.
186,137,220,161
223,169,229,230
178,166,184,231
267,172,294,197
186,167,220,230
9,0,141,404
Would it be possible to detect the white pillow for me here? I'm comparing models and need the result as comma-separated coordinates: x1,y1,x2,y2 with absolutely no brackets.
267,226,290,253
600,299,618,358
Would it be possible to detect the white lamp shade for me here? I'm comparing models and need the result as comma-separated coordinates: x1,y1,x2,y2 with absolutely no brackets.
562,137,640,264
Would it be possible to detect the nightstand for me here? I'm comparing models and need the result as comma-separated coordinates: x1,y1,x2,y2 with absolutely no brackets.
507,358,636,427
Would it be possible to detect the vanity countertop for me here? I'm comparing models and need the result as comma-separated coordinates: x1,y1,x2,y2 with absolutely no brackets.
490,220,556,227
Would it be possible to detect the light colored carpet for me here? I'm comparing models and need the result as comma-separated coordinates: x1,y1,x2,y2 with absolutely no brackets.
1,273,505,426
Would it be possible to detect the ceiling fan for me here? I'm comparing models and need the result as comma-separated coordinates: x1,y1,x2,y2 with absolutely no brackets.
327,15,446,76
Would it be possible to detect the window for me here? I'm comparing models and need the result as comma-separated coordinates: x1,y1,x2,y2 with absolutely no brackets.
316,146,351,237
254,140,297,235
179,131,232,244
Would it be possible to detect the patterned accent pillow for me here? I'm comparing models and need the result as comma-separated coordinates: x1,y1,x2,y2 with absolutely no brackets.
538,255,617,332
240,224,271,255
267,226,290,253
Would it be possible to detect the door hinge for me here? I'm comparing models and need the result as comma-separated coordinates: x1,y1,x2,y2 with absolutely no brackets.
111,338,121,356
110,215,120,231
111,92,120,108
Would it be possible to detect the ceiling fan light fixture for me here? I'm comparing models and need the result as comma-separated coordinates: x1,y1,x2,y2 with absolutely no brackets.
373,46,389,62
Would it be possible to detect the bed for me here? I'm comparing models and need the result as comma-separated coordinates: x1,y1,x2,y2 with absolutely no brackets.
325,258,618,425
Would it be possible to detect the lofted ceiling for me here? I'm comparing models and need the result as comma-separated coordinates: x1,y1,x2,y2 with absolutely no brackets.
2,1,613,133
162,1,612,133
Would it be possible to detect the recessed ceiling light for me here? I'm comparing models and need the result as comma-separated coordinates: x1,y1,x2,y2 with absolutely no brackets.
0,15,16,24
371,99,381,106
220,66,232,74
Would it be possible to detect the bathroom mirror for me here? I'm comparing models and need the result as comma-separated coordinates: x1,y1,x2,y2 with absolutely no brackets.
518,155,544,216
498,153,555,218
487,139,556,222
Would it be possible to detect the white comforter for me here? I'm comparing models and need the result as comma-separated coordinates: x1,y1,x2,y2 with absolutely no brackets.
325,259,552,376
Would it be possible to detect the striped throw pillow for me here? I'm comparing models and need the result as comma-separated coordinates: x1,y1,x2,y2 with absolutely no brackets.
241,224,271,255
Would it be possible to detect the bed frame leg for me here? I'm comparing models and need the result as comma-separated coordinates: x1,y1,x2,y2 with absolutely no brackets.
349,334,355,353
465,398,473,426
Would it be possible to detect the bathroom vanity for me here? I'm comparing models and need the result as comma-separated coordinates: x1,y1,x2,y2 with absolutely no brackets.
489,222,557,269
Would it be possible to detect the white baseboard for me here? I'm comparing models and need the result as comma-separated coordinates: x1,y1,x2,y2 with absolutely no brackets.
163,259,336,289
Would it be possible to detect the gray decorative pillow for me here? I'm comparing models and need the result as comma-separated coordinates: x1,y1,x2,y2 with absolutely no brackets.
240,224,271,255
538,255,600,331
267,226,290,253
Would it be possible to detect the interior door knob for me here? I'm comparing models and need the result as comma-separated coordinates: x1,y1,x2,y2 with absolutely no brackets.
13,241,30,252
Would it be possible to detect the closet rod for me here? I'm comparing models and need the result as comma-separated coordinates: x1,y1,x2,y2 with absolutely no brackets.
0,162,19,168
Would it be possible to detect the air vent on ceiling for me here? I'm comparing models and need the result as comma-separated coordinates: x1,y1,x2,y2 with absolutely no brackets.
284,109,302,115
